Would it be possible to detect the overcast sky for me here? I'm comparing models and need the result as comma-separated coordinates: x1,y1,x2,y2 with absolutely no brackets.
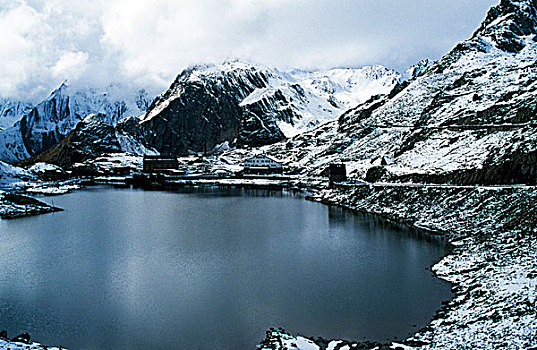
1,0,497,102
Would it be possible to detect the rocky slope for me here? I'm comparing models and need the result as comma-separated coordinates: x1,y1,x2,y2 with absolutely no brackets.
139,61,400,155
340,0,537,185
0,83,152,163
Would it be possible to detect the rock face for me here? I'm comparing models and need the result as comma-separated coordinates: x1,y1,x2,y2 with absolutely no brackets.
0,82,152,163
141,62,275,154
18,83,78,160
140,61,400,155
474,0,537,53
262,0,537,185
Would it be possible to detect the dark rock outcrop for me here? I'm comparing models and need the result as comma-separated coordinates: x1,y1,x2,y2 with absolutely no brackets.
10,333,30,344
19,84,75,158
473,0,537,53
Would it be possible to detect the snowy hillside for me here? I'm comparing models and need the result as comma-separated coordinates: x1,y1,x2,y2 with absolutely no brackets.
0,159,33,187
241,65,401,138
0,82,153,163
291,65,401,108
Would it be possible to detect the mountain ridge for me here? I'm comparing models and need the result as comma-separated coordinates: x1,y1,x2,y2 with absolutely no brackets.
139,60,400,155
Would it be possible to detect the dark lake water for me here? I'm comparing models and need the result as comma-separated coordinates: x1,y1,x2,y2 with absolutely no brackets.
0,187,451,349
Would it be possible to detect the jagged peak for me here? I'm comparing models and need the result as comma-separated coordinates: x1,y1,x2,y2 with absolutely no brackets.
46,80,71,101
221,58,266,70
478,0,537,31
472,0,537,52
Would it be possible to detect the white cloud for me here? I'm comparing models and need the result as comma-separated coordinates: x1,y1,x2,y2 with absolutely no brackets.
52,51,90,80
0,0,497,102
0,3,45,98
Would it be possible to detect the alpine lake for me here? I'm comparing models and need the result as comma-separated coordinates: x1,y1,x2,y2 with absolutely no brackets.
0,186,451,349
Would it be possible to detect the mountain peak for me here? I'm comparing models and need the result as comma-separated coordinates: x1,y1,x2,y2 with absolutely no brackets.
473,0,537,52
44,80,72,103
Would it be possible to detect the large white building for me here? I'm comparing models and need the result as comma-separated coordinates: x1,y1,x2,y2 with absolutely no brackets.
244,154,283,173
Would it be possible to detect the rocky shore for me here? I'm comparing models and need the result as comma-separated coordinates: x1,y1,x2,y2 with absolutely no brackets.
0,191,63,219
259,184,537,349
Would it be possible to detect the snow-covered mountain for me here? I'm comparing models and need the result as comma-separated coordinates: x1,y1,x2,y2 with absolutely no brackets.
0,63,399,164
140,60,400,155
291,65,401,108
0,82,153,163
0,99,33,131
257,0,537,186
6,0,537,187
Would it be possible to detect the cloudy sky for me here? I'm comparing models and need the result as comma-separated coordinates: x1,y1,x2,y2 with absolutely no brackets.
1,0,497,102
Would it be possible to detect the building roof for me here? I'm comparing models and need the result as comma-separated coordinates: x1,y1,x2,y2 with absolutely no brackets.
246,154,283,164
144,155,177,161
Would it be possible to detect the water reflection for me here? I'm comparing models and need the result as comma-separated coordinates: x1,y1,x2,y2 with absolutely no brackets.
327,205,446,246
